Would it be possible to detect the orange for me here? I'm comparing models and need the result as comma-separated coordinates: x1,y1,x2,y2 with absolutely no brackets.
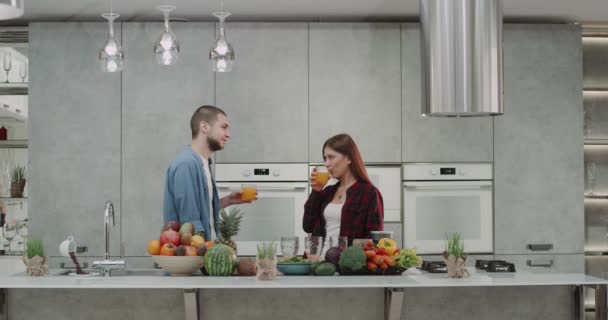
147,240,161,255
204,241,216,249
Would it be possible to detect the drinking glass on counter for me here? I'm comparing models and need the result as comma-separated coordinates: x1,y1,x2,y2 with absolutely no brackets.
315,167,330,186
305,235,324,262
328,236,348,250
240,184,257,202
280,236,299,258
352,238,372,248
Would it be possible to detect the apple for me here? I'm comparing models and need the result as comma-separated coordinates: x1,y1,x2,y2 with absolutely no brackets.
162,220,181,232
190,235,205,248
184,245,197,256
160,229,181,247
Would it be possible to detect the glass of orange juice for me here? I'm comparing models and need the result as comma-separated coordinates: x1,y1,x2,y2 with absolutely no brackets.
241,184,257,201
315,167,330,186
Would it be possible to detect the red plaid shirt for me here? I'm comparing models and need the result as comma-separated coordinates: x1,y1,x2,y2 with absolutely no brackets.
303,180,384,239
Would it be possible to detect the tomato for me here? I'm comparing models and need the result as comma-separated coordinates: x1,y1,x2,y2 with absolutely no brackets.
365,250,376,259
367,261,378,271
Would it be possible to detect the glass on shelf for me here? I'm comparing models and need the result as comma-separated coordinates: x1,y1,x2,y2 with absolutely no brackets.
3,51,11,83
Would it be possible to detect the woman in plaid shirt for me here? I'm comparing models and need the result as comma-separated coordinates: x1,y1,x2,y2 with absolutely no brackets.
303,134,384,240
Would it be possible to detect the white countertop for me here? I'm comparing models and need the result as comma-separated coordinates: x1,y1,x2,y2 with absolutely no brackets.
0,268,606,289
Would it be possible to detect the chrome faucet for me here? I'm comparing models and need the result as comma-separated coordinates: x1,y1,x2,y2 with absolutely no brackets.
92,200,126,278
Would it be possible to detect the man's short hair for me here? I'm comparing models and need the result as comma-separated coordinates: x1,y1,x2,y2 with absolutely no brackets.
190,105,227,139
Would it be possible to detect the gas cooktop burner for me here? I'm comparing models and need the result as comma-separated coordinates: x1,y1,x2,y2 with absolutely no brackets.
476,260,516,273
421,261,448,273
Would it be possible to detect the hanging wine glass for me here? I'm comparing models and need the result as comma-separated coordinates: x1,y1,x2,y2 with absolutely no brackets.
209,11,234,72
19,61,26,83
99,13,124,72
3,52,11,83
154,5,179,66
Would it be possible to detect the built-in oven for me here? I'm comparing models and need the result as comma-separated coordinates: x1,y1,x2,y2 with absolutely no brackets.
403,163,493,254
215,163,309,256
309,165,402,222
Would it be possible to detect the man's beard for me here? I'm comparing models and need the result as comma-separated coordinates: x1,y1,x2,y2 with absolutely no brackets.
207,136,223,151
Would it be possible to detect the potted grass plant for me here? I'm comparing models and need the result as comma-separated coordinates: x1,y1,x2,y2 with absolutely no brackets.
256,241,278,280
22,239,48,276
442,232,469,278
10,165,26,198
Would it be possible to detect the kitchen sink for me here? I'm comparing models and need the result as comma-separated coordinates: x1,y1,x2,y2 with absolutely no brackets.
110,269,168,277
55,269,168,277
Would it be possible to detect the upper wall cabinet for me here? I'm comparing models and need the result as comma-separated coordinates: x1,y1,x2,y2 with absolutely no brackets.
121,23,215,255
29,23,122,256
401,23,493,163
309,23,401,163
494,24,584,255
215,23,308,163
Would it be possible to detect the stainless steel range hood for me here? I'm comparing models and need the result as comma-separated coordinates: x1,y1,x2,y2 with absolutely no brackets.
420,0,504,117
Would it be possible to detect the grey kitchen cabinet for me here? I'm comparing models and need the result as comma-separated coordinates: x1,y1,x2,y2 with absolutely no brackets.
215,23,308,163
494,24,584,255
309,23,401,163
29,23,122,256
583,37,608,90
121,23,215,255
401,24,493,162
495,254,585,273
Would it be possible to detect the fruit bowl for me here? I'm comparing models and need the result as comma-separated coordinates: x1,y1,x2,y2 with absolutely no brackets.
277,263,312,275
151,255,205,276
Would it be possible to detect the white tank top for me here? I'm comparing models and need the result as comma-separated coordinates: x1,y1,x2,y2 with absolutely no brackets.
324,202,343,239
199,154,216,240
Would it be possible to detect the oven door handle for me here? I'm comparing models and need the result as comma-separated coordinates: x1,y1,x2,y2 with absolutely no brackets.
404,185,492,190
217,186,308,191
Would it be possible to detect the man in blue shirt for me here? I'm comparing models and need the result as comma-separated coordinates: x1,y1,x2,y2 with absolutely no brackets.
163,105,255,241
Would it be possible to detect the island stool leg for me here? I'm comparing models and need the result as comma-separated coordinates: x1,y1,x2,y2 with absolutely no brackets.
184,289,200,320
0,288,6,320
573,285,585,320
596,284,607,320
385,288,404,320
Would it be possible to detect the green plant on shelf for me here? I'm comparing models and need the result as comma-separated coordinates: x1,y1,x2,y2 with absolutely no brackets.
10,165,25,184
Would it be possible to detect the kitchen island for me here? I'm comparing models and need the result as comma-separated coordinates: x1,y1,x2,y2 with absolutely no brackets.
0,269,606,320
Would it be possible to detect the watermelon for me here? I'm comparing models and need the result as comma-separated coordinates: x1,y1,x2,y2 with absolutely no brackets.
205,244,237,276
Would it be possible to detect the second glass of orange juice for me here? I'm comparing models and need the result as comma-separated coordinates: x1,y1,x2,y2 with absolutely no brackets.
315,167,330,186
241,184,257,201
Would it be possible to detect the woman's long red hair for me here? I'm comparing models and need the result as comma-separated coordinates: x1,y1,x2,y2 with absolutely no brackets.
322,134,371,184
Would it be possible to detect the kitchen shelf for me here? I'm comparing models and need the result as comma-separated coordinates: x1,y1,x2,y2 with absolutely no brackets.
585,139,608,145
584,88,608,92
0,83,27,95
0,197,26,199
585,194,608,199
585,251,608,256
0,140,27,148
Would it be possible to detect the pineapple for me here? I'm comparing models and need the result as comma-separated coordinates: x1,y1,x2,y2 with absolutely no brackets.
216,207,243,253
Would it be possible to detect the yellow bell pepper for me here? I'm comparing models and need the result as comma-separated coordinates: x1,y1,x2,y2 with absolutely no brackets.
377,238,397,256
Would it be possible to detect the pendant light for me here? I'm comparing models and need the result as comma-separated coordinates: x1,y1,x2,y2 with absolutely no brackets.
209,1,234,72
154,5,179,66
0,0,24,20
99,0,123,72
420,0,503,117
